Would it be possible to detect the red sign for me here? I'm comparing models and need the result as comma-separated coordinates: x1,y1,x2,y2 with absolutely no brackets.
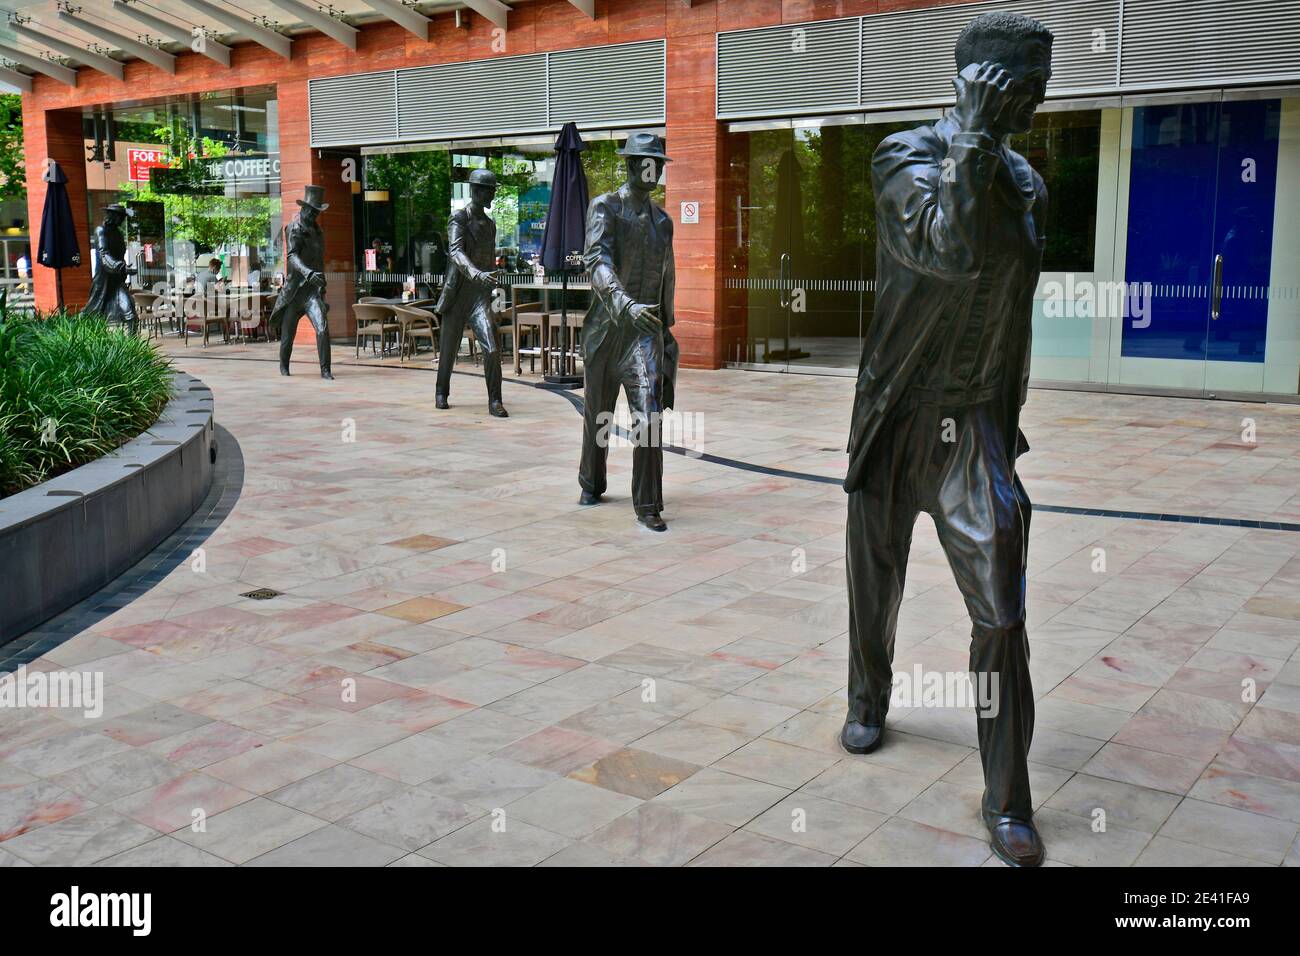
128,148,168,182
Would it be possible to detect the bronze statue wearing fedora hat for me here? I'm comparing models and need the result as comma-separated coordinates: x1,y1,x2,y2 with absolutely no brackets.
435,167,508,417
84,203,138,333
271,185,333,378
577,131,679,532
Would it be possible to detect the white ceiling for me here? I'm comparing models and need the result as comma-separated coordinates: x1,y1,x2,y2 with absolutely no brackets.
0,0,482,66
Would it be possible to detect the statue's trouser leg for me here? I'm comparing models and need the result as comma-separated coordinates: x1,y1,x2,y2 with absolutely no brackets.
469,308,502,405
278,307,297,368
306,297,330,373
624,332,665,517
930,403,1034,822
436,311,465,399
578,338,619,500
845,407,919,730
117,286,138,336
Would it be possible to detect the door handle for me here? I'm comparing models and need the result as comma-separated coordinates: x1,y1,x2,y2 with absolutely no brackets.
779,253,791,309
1211,254,1223,321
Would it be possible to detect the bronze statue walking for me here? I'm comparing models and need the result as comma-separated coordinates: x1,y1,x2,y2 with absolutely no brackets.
435,168,508,417
842,12,1053,867
84,204,137,333
577,132,679,532
271,185,333,379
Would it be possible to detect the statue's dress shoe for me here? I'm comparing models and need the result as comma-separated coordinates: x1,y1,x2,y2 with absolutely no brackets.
983,811,1045,867
320,369,334,380
488,401,509,418
638,513,668,532
280,364,290,376
578,491,602,506
840,719,884,754
435,394,449,409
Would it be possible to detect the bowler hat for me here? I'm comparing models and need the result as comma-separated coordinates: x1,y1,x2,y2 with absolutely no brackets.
468,168,498,188
296,184,330,213
104,203,135,218
617,131,671,163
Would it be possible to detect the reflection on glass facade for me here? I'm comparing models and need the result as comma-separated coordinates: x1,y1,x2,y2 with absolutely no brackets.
356,133,664,300
724,100,1300,400
84,86,281,307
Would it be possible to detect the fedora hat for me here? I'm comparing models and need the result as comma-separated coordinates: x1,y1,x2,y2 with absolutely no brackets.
296,184,330,212
617,131,672,163
104,203,135,218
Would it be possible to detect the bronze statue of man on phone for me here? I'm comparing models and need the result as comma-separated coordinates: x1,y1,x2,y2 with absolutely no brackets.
577,131,679,532
841,12,1053,866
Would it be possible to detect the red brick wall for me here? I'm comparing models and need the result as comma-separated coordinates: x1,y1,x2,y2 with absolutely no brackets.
21,0,976,366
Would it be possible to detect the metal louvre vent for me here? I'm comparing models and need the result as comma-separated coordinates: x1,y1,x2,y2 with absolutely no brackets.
309,71,397,147
398,55,548,140
717,18,860,118
1120,0,1300,89
860,0,1119,109
549,41,666,127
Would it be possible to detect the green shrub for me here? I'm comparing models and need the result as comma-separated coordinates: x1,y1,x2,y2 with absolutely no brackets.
0,310,175,498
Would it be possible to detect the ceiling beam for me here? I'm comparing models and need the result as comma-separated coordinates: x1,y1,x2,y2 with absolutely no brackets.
0,42,77,86
359,0,429,40
264,0,357,50
461,0,511,30
11,21,125,79
182,0,293,59
567,0,596,17
0,65,32,93
111,0,231,66
111,1,232,67
56,10,177,74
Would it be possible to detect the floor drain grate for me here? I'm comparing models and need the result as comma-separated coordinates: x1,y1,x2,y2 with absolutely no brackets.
240,587,283,600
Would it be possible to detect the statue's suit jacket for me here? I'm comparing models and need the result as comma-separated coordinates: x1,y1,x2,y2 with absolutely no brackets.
844,114,1047,493
582,183,679,408
435,204,496,323
270,215,326,329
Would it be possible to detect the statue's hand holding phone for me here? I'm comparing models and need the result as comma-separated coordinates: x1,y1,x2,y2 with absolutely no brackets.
953,61,1020,137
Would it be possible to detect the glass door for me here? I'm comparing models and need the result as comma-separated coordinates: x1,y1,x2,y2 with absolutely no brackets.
1121,98,1281,394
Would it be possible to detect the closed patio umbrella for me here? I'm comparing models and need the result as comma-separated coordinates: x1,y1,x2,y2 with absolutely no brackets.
36,160,82,311
540,122,588,387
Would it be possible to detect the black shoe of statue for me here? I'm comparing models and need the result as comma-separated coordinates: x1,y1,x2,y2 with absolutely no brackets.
983,810,1045,868
578,491,602,506
488,401,509,418
638,513,668,532
280,364,290,376
435,394,449,410
320,369,334,380
840,719,884,755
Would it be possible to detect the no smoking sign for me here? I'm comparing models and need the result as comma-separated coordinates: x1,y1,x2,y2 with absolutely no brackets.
680,201,699,224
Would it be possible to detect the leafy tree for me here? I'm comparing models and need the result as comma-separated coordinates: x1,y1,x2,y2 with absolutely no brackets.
0,94,25,201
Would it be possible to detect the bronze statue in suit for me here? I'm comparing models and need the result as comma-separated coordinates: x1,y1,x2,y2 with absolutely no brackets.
841,12,1053,867
84,204,137,333
271,185,333,379
435,168,507,418
577,132,679,532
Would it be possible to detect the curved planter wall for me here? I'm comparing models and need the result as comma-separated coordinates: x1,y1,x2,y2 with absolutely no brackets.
0,373,216,644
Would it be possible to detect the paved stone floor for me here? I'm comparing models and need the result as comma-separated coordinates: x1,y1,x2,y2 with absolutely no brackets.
2,341,1299,867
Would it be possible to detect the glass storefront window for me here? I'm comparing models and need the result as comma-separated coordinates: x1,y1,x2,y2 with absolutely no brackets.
356,132,664,299
84,87,281,312
1010,109,1101,273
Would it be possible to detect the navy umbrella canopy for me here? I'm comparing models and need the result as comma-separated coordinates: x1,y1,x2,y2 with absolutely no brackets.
541,122,589,273
37,160,82,310
540,122,589,384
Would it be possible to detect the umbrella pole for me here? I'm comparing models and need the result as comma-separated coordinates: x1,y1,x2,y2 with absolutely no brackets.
561,269,569,376
56,268,65,313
